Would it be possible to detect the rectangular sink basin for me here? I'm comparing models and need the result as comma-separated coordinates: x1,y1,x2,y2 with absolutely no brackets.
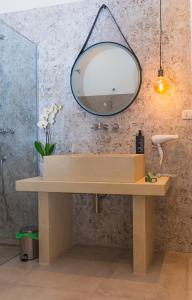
43,154,145,183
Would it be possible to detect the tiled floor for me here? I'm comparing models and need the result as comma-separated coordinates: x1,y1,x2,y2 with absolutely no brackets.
0,246,191,300
0,244,19,265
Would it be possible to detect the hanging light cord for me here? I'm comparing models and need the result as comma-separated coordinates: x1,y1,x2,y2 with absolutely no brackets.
154,0,169,93
159,0,162,70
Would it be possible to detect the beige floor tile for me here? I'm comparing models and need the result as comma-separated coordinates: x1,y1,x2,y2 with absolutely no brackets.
3,255,39,270
0,247,191,300
0,283,44,300
0,266,30,283
0,283,89,300
94,278,158,300
157,251,189,300
90,294,132,300
19,270,103,294
0,245,19,265
37,289,89,300
37,256,117,278
111,253,165,283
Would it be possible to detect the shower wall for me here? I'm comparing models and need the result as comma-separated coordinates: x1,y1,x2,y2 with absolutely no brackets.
0,22,37,239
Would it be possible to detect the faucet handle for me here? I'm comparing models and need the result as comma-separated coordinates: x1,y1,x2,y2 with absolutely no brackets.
112,123,119,131
91,124,99,130
91,123,109,130
102,124,109,130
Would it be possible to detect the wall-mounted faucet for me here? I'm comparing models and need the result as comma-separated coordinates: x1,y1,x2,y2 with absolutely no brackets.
91,123,119,131
91,123,108,130
112,123,119,131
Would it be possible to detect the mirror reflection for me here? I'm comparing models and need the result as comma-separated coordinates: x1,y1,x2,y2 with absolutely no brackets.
71,42,141,116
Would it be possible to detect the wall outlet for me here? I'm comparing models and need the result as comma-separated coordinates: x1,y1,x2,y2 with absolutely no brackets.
182,110,192,120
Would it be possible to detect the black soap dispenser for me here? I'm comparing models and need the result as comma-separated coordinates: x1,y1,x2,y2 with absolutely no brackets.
136,130,144,154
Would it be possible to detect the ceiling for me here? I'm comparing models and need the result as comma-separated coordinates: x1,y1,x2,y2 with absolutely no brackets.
0,0,83,14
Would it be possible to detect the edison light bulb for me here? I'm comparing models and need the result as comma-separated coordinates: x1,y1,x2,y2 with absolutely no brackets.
154,69,169,94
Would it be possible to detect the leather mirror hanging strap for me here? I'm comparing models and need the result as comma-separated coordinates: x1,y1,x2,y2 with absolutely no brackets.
78,4,136,57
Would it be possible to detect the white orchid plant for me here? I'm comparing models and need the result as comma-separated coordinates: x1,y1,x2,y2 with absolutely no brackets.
34,103,63,157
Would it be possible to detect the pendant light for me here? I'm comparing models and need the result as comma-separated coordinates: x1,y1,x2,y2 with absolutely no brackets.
154,0,169,94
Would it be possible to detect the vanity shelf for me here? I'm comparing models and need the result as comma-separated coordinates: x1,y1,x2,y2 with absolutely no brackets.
16,154,170,274
16,176,170,196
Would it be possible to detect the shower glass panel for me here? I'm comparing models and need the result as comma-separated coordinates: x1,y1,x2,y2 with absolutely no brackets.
0,21,38,245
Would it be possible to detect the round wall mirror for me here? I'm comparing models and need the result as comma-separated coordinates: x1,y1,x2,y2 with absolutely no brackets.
71,42,142,116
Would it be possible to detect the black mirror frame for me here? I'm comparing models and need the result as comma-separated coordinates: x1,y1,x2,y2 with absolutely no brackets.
70,41,142,117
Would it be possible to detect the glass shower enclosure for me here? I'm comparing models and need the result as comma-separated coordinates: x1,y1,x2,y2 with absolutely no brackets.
0,21,38,262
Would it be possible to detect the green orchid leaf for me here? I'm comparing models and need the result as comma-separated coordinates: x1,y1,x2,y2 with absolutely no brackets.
45,143,50,156
34,141,45,157
49,144,56,155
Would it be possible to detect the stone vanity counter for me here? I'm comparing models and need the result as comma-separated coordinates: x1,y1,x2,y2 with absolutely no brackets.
16,175,170,274
16,176,170,196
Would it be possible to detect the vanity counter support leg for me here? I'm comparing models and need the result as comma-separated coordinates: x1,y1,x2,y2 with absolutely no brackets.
38,192,73,265
133,195,154,274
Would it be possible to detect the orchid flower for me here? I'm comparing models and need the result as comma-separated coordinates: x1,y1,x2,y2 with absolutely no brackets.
34,103,63,157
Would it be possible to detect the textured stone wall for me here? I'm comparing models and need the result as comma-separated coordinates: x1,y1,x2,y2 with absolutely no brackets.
1,0,192,251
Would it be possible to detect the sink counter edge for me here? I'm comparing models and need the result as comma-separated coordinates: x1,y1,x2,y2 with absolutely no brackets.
15,176,170,196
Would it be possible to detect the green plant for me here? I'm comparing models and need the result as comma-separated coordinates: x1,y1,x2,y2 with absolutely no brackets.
34,142,56,158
